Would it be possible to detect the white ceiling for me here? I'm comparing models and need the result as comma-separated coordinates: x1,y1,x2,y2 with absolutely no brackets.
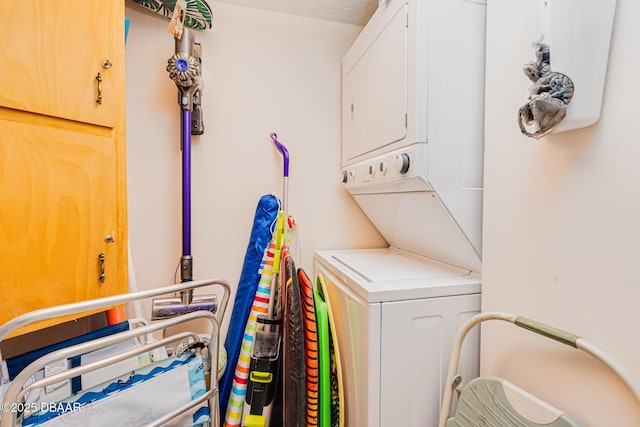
216,0,378,26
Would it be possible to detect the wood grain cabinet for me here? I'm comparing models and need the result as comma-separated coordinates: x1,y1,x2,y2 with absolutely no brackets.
0,0,127,333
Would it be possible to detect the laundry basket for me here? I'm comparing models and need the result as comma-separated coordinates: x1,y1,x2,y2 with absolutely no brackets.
438,312,640,427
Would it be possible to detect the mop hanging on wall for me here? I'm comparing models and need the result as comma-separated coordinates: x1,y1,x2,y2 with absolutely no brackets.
131,0,213,30
518,42,574,139
222,135,301,427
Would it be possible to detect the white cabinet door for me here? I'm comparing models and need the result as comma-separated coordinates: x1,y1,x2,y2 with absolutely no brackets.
342,3,408,164
380,294,480,427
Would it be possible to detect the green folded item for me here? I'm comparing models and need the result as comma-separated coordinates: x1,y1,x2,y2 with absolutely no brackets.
131,0,213,30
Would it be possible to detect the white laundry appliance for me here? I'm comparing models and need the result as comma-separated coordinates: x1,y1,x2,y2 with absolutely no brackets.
314,249,480,426
314,0,487,425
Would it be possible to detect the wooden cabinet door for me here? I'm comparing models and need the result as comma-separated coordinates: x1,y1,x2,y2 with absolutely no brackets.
0,0,126,334
0,111,126,323
0,110,125,332
0,0,124,127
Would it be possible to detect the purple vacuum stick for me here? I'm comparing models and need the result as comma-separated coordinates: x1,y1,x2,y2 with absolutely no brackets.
166,29,205,305
152,29,216,320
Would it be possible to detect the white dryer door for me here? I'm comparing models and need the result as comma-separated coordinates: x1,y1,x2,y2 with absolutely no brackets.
342,3,408,164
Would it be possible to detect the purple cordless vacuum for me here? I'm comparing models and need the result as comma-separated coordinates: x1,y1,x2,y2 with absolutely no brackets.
152,28,215,319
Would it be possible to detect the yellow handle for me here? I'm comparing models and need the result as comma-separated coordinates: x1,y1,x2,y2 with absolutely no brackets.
249,371,273,383
272,211,286,274
244,415,266,427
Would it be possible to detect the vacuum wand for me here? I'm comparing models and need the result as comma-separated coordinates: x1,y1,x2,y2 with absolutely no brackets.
181,108,193,303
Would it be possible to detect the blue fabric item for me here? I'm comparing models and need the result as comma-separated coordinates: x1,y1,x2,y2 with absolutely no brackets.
5,321,130,381
124,18,130,43
70,356,82,394
219,194,279,422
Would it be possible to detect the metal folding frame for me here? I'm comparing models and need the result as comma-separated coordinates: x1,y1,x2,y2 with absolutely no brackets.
0,278,230,427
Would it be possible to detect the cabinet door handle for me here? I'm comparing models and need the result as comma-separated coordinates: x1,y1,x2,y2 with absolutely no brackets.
99,251,106,283
96,72,103,105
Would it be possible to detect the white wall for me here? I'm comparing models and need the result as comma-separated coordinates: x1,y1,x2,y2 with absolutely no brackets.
482,0,640,425
124,3,385,335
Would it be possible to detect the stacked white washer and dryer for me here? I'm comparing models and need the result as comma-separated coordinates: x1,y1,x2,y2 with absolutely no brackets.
313,0,487,425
